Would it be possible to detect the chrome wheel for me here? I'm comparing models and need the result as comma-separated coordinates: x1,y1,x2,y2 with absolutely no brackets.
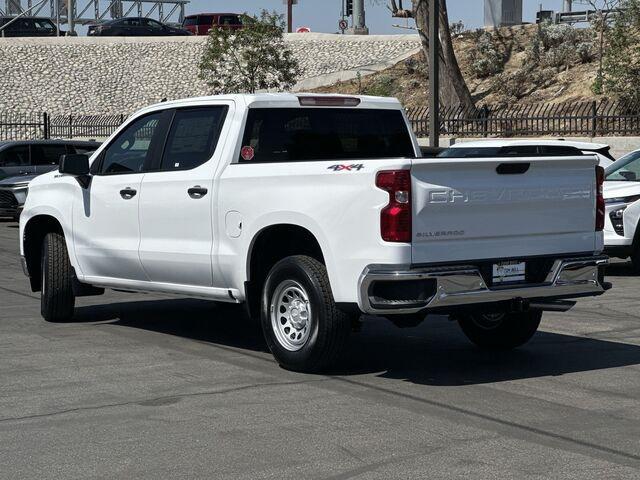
270,280,312,351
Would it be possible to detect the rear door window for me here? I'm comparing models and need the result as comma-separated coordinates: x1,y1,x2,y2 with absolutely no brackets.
199,15,215,26
239,108,415,163
159,107,228,171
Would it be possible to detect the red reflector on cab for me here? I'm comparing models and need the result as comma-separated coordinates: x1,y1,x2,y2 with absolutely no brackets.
298,96,361,107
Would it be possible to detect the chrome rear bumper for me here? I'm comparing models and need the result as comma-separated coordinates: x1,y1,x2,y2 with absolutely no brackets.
358,255,609,315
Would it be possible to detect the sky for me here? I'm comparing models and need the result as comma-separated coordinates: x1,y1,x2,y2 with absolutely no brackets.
186,1,575,34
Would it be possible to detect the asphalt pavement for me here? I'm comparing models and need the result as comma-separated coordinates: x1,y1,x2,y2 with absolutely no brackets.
1,219,640,479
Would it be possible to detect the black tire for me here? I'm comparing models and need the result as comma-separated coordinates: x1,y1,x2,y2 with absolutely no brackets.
457,310,542,350
261,255,351,373
41,232,75,322
631,245,640,273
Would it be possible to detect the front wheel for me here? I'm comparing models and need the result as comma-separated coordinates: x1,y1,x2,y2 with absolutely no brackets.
261,255,351,373
41,232,75,322
456,310,542,350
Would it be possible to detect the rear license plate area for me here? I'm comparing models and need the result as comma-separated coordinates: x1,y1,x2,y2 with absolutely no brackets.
492,261,526,285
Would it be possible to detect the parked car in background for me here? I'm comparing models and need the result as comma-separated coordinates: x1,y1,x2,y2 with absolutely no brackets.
88,17,191,36
0,140,100,181
0,173,36,221
439,139,615,167
181,13,243,35
603,149,640,270
0,16,74,37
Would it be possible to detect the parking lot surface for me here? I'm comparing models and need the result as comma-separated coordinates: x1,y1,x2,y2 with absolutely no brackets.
1,220,640,479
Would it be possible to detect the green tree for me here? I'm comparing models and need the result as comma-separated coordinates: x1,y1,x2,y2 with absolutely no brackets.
602,0,640,101
199,10,300,94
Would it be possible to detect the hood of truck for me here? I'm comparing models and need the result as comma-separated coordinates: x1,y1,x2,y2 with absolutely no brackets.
603,181,640,199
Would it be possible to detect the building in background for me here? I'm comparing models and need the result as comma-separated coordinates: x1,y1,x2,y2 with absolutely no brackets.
484,0,523,27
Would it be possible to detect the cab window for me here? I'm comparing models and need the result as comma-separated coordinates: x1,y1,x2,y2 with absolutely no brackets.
99,112,164,174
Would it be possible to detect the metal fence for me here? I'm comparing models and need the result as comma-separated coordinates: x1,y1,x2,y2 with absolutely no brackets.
0,113,127,141
406,100,640,138
2,101,640,141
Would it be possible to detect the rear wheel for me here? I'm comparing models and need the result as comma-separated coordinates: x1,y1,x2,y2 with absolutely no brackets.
261,255,351,372
456,310,542,350
41,232,75,322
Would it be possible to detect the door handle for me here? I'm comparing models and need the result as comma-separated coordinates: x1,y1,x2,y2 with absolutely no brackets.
120,187,137,199
188,186,208,199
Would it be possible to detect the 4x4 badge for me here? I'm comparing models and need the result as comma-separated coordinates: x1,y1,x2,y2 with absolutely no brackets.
327,164,364,171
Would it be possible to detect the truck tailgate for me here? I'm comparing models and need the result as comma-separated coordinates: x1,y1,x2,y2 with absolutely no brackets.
411,156,598,265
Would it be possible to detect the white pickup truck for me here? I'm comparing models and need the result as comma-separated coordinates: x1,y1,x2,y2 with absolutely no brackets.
19,93,609,372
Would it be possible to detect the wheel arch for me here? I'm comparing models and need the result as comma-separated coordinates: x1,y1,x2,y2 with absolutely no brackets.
244,223,326,319
23,214,65,292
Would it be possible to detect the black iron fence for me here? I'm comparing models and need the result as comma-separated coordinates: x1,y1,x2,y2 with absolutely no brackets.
0,112,127,141
2,101,640,141
407,100,640,138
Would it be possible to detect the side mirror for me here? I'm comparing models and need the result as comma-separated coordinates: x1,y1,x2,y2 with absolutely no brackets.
59,154,90,176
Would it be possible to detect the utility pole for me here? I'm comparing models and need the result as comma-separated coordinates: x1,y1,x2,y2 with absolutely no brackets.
287,0,293,33
68,0,74,35
429,0,440,147
349,0,369,34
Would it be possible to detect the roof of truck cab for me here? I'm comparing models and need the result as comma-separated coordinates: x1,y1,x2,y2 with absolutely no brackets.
142,93,403,112
450,139,610,151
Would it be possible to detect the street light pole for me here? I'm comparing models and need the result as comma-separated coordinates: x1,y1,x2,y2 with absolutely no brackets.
429,0,440,147
287,0,293,33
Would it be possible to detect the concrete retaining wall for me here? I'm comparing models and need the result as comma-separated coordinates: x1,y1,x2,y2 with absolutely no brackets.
0,34,420,116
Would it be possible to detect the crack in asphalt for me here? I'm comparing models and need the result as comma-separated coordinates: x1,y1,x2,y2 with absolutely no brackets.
0,378,328,424
332,376,640,466
0,285,38,300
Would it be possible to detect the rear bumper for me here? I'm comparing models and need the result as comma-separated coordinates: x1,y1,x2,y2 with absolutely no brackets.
358,255,609,315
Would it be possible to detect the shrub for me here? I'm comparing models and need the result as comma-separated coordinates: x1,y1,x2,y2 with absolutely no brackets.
468,32,504,78
364,75,395,97
524,22,595,71
199,10,299,94
602,0,640,103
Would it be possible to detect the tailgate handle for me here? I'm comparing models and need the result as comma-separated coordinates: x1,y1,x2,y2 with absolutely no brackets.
496,163,530,175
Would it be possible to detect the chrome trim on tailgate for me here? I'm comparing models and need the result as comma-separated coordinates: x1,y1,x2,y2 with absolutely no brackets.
358,255,608,315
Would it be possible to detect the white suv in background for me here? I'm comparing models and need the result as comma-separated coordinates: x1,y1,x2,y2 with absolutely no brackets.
441,139,615,167
603,149,640,269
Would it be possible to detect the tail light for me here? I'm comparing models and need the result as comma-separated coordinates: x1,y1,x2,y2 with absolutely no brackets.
596,166,605,231
376,170,411,242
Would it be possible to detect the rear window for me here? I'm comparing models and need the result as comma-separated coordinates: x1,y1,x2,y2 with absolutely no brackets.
438,145,583,158
239,108,415,163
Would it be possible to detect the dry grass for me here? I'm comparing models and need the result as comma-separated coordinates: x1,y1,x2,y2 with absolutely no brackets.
312,24,602,108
